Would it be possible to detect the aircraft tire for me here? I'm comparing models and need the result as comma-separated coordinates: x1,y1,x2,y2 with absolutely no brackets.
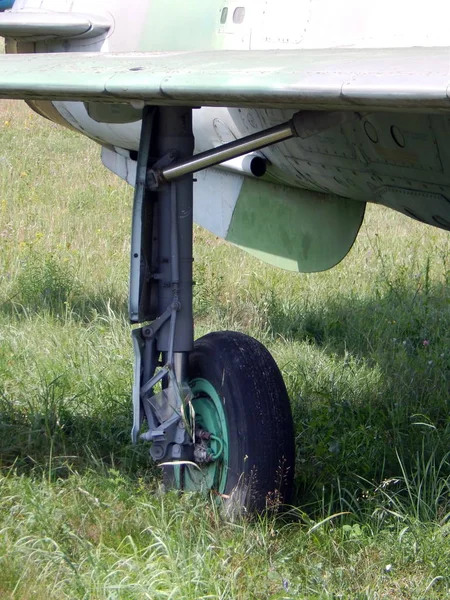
164,330,295,512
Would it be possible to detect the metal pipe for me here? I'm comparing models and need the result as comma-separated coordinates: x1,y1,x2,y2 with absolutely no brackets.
129,105,154,322
156,107,194,354
173,352,189,385
161,121,294,182
218,153,267,178
170,183,180,285
147,110,359,188
140,364,169,397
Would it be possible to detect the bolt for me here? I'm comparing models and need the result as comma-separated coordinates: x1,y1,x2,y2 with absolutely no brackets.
151,445,164,460
196,429,211,441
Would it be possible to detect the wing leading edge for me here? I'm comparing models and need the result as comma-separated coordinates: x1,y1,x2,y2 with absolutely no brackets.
0,48,449,111
0,11,111,39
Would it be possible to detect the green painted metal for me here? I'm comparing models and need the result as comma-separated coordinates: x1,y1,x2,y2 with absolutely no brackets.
176,378,229,494
85,102,141,124
226,177,366,273
0,48,450,111
140,1,224,52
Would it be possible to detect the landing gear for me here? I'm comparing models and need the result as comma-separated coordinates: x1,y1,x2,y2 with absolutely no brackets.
177,331,295,510
130,106,295,510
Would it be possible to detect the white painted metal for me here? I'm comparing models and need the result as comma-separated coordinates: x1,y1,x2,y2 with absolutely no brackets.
5,0,450,237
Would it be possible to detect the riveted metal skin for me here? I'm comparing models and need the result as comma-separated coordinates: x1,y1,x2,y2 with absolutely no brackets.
3,1,450,269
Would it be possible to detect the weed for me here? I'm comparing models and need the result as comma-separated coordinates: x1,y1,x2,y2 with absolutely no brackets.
13,248,78,313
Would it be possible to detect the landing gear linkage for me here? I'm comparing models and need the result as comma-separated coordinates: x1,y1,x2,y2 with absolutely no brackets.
129,106,354,470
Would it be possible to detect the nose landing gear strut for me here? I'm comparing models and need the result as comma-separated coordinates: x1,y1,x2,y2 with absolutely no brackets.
130,106,295,510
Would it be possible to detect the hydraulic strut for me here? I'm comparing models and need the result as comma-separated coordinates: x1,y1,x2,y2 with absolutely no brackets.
130,106,357,463
130,106,195,463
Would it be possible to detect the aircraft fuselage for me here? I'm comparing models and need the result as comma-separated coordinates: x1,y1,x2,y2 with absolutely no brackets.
6,0,450,233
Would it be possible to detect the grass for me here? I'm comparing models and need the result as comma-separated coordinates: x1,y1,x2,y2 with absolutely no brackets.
2,97,450,598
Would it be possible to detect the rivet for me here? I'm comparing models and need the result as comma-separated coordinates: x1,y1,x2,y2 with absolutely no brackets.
364,121,378,144
390,126,405,148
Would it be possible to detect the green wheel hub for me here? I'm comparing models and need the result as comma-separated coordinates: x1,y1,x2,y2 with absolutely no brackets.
176,378,229,493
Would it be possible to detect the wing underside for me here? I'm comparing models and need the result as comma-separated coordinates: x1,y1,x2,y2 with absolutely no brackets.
1,46,449,273
0,47,449,111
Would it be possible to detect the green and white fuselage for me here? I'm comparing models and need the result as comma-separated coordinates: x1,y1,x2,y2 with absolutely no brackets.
4,0,450,272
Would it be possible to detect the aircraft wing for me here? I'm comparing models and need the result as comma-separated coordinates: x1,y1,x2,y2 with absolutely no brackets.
0,47,450,111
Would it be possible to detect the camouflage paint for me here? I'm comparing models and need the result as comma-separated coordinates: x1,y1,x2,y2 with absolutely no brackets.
226,178,365,272
139,1,225,52
3,0,450,272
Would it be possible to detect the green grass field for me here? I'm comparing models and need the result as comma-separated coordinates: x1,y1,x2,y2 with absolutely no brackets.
2,97,450,599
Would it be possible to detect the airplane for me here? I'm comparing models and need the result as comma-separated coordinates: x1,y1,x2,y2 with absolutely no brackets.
1,0,450,511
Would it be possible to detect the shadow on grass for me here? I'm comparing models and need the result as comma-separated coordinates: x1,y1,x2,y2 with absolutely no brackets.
1,246,129,322
3,251,450,513
260,281,450,507
0,393,157,482
265,280,450,385
0,287,128,323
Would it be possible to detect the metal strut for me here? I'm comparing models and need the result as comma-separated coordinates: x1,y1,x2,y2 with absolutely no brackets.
146,110,357,189
130,106,195,463
130,107,357,462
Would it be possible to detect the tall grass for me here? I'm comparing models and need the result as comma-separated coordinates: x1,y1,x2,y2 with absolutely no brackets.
2,97,450,597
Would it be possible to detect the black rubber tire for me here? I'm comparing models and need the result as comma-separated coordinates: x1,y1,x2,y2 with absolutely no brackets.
166,331,295,512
